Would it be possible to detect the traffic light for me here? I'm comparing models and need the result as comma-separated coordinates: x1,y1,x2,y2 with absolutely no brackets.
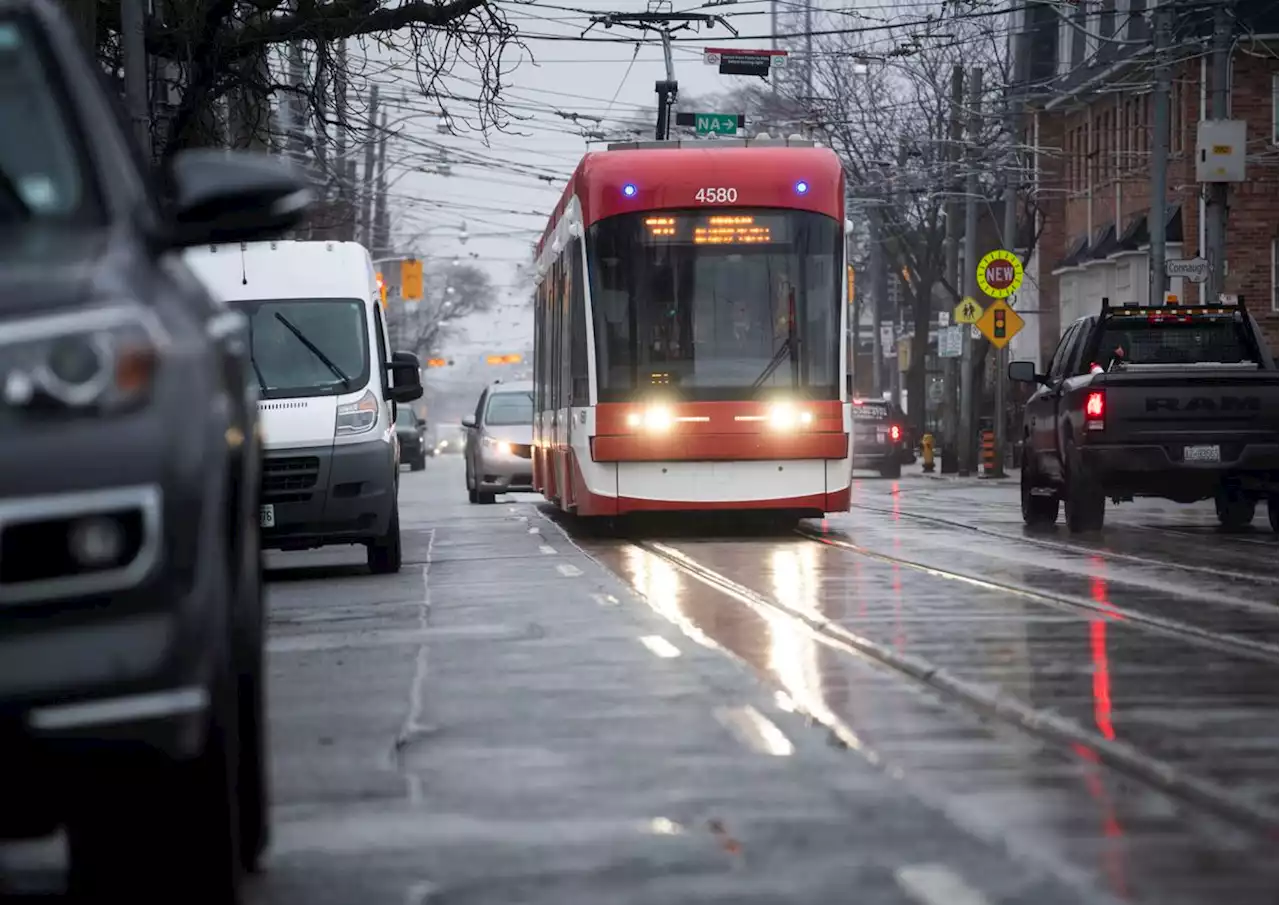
993,308,1007,340
485,353,523,365
401,259,424,301
426,358,448,368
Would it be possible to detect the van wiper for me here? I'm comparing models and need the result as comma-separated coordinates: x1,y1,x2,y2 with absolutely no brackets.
245,318,268,392
273,312,351,387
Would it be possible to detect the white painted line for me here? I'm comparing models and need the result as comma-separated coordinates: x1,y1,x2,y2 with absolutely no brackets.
639,635,681,658
895,863,992,905
646,817,685,835
714,705,795,757
528,526,540,534
590,593,619,606
396,529,435,800
555,563,582,577
539,544,556,555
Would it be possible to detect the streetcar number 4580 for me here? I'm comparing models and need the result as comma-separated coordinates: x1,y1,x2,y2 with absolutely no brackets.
695,187,738,203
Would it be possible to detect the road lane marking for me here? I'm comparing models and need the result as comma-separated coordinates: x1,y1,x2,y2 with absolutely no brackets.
895,863,992,905
555,563,582,577
394,529,435,801
590,593,619,606
639,635,681,658
539,544,556,555
714,705,795,757
404,880,438,904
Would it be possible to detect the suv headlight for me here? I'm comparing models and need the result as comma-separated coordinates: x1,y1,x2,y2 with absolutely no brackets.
0,305,167,414
335,388,379,436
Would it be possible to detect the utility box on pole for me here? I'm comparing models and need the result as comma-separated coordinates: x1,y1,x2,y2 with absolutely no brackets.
1196,120,1248,183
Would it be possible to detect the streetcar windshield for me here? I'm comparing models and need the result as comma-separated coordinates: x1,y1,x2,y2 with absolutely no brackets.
586,208,842,402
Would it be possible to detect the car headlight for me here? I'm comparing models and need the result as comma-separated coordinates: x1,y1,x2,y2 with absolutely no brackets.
483,437,513,456
0,305,166,414
335,388,379,436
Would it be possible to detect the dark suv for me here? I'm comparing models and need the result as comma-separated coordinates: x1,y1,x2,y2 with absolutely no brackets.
0,0,309,898
850,398,907,478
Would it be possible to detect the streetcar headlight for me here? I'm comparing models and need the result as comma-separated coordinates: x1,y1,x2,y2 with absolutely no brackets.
627,406,672,432
768,403,813,430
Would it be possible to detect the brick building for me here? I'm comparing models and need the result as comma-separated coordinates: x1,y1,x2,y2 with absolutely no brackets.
1011,0,1278,366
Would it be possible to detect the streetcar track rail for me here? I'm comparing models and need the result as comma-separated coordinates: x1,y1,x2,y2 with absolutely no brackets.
849,503,1278,586
632,538,1279,836
795,526,1277,662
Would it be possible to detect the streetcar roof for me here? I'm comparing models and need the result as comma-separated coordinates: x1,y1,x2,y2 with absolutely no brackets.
537,144,844,253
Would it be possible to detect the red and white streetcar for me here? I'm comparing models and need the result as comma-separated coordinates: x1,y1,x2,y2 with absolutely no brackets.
531,137,853,519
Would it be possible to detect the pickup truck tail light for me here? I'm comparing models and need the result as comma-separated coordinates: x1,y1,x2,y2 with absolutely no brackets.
889,424,902,441
1084,390,1105,431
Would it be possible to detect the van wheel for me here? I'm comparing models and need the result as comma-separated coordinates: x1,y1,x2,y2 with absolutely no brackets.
410,455,426,472
67,666,242,902
1215,487,1256,530
368,503,402,574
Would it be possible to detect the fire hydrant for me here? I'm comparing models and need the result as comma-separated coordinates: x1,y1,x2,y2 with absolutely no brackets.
921,433,936,472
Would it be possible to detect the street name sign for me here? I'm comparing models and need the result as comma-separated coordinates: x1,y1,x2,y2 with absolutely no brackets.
1165,257,1210,283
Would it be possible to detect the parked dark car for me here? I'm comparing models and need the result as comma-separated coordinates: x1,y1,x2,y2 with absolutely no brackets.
0,0,310,898
396,405,427,471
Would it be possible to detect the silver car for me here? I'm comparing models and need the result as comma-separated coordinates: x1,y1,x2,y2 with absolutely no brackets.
462,381,535,503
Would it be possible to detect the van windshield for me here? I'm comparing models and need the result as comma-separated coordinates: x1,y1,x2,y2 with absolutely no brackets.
236,298,370,399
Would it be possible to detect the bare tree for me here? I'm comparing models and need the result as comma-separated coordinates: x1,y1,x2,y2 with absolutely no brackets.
385,260,496,358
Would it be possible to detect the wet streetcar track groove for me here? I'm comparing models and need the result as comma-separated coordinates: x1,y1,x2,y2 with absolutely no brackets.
848,504,1278,587
794,528,1277,662
626,538,1279,836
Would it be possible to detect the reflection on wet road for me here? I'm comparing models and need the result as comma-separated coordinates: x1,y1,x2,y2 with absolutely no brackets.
566,478,1278,905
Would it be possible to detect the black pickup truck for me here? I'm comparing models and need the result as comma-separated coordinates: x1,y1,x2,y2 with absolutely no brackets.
1009,298,1278,533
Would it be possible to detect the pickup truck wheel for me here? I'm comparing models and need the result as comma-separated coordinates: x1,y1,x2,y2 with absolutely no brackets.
1269,495,1278,533
66,667,242,902
367,503,402,574
234,508,268,873
410,455,426,472
1063,440,1105,533
1215,488,1256,530
1020,463,1059,526
879,459,902,479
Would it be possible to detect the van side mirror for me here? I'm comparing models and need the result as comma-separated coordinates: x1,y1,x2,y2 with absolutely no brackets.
387,351,423,403
461,414,477,428
1007,361,1043,384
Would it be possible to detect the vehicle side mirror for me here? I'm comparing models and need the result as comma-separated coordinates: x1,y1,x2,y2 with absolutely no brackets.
1007,360,1043,384
163,150,311,249
461,414,477,428
387,351,423,403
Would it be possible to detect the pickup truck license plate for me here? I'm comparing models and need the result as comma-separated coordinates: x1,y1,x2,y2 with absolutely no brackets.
1184,444,1221,463
260,504,275,528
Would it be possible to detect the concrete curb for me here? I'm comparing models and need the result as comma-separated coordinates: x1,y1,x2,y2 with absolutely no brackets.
641,539,1280,837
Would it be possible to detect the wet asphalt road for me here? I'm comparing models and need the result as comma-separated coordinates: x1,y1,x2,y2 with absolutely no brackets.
1,458,1275,903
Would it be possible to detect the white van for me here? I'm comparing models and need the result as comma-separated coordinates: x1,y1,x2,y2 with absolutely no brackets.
183,240,423,573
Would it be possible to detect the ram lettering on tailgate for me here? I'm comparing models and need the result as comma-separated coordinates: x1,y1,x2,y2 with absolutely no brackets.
1145,396,1262,413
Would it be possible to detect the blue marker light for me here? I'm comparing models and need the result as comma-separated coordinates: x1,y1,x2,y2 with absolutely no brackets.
622,183,638,198
795,180,810,195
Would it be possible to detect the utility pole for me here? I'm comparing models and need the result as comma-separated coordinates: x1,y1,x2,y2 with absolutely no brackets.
1149,0,1171,306
120,0,149,158
869,205,887,396
371,110,390,258
942,65,964,469
334,40,351,240
959,66,983,476
993,99,1020,479
1205,0,1231,301
803,1,813,98
359,85,380,250
656,29,678,140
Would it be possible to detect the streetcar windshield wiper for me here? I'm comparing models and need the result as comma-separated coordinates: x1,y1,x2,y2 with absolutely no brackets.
273,312,351,387
751,336,795,390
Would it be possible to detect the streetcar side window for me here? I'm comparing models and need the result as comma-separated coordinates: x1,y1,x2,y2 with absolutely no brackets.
534,274,546,415
569,237,589,406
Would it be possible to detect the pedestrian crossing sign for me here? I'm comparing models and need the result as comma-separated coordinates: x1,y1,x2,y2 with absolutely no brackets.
953,296,984,325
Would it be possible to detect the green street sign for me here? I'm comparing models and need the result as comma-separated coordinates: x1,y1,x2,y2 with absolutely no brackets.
694,113,739,136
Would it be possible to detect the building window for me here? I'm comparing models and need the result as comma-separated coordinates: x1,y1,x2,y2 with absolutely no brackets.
1058,16,1073,77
